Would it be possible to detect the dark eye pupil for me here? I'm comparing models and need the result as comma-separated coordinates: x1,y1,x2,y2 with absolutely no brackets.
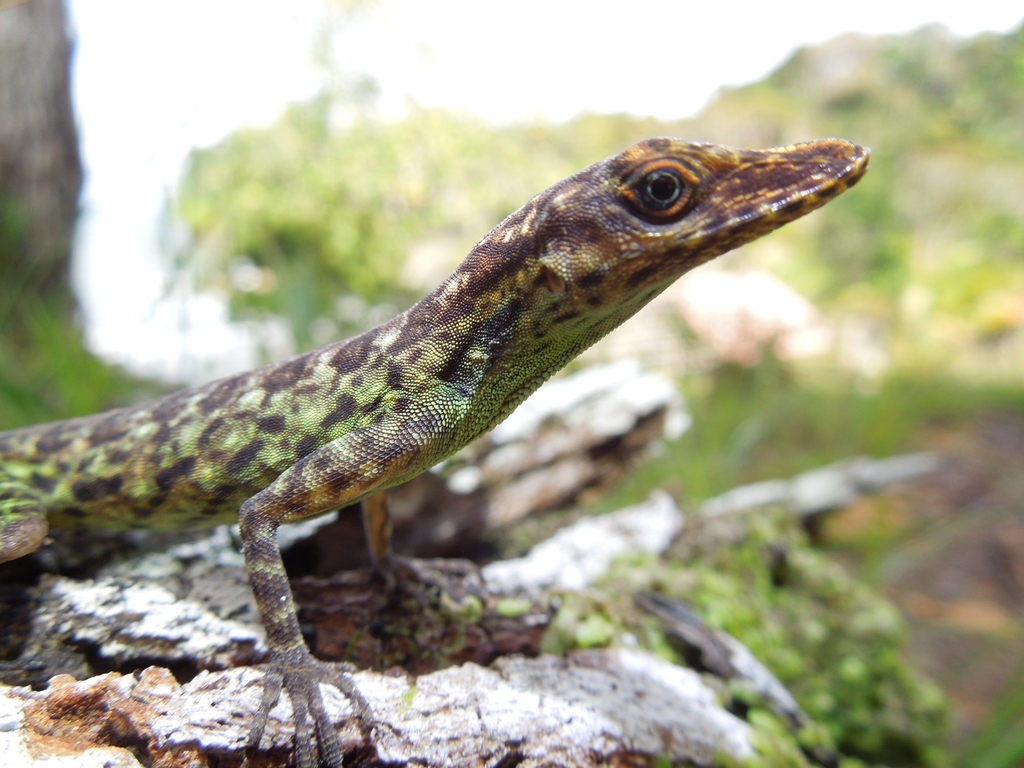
644,170,681,208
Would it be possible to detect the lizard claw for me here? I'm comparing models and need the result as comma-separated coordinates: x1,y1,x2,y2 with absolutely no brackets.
248,652,374,768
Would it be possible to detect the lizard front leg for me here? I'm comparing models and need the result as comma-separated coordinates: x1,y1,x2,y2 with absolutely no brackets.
240,497,373,767
238,422,423,768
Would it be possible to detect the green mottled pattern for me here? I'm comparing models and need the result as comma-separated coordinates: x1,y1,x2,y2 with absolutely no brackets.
1,139,867,544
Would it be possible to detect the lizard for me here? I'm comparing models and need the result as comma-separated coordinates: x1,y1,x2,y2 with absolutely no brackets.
0,136,868,767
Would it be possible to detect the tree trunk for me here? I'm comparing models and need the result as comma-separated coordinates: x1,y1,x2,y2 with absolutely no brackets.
0,0,82,318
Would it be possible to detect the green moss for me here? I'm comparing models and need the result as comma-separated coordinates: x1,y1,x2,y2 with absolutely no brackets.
495,597,533,618
541,593,612,656
679,510,950,766
439,591,483,623
715,729,816,768
746,728,816,768
539,506,951,767
574,613,615,648
398,684,417,714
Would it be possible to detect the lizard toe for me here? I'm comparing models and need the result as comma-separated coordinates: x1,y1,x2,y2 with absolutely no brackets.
251,654,375,768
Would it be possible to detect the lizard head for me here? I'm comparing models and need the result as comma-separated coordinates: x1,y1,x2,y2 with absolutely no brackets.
530,137,869,318
422,137,868,423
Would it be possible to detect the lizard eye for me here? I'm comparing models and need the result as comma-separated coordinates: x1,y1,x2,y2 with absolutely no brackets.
643,170,683,208
623,160,699,222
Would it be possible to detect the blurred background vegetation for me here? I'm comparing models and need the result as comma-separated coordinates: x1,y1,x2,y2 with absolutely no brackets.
0,0,149,427
2,2,1023,765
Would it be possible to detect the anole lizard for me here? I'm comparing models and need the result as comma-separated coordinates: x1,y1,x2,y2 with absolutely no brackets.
0,137,868,766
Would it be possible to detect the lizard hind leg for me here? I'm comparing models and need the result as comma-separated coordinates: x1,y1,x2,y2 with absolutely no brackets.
362,491,486,601
0,482,49,564
362,493,485,602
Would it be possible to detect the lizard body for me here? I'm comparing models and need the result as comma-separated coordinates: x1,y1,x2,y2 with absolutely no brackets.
0,137,868,766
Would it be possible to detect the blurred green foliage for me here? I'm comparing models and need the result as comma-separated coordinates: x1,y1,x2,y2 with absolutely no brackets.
177,24,1024,380
697,24,1024,377
599,360,1024,507
0,196,146,429
961,651,1024,768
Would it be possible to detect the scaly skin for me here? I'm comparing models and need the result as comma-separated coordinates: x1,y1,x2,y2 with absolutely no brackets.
0,137,868,766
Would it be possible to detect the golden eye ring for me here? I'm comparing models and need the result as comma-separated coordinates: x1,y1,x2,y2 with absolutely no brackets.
622,160,700,222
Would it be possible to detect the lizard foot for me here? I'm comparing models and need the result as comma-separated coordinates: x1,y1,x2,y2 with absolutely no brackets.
384,553,486,602
248,650,374,768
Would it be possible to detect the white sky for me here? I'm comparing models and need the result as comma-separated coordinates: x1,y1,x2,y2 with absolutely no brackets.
66,0,1024,382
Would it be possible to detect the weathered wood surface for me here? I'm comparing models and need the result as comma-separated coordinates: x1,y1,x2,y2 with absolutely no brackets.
1,648,753,767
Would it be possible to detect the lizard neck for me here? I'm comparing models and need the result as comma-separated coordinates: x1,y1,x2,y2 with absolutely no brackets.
388,198,664,445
